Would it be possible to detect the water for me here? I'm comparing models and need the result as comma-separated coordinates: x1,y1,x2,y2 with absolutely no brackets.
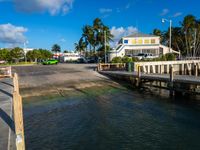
23,86,200,150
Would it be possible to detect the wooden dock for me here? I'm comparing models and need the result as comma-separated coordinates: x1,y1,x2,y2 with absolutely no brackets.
99,71,200,85
0,67,25,150
98,61,200,96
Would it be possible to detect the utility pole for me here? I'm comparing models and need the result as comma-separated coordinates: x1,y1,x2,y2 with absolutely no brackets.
162,19,172,53
169,20,172,53
104,30,107,63
23,42,27,63
193,28,197,57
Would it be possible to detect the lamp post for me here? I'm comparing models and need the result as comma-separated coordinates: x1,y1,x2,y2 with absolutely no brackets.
23,41,28,63
104,30,107,63
162,18,172,52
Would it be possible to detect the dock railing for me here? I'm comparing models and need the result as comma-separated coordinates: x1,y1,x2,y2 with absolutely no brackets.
98,63,126,71
13,73,25,150
0,66,12,78
133,60,200,75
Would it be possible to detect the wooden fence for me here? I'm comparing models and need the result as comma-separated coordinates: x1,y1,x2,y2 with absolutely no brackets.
0,66,12,78
98,63,126,71
13,73,25,150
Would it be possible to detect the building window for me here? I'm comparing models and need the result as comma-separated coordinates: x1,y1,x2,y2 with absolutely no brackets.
151,39,156,44
125,49,141,56
141,49,159,55
124,40,128,44
132,39,136,44
144,39,150,44
138,39,143,44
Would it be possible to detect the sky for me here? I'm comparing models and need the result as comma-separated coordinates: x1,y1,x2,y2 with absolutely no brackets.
0,0,199,51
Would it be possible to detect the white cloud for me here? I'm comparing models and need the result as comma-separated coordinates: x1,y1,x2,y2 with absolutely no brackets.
160,8,169,16
0,23,28,45
111,26,138,40
171,12,182,18
110,26,138,46
60,38,66,42
14,0,74,15
125,3,131,9
99,8,112,14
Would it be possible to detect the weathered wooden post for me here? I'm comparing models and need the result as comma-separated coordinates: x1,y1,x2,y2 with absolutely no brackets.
194,64,198,76
13,73,25,150
136,66,141,87
169,65,174,97
170,65,174,82
97,63,101,71
7,66,12,77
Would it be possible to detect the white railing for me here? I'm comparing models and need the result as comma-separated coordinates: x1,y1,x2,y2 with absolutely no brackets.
0,66,12,77
133,60,200,75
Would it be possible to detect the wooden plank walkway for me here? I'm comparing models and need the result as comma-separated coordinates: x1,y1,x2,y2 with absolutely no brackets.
99,71,200,85
0,78,16,150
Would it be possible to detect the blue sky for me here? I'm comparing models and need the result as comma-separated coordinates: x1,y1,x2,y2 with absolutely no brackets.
0,0,199,51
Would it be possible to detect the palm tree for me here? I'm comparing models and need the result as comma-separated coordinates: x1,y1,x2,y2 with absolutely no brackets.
52,44,61,53
75,37,86,55
82,25,94,52
92,18,113,53
181,15,197,56
80,18,113,57
152,14,200,57
153,28,165,44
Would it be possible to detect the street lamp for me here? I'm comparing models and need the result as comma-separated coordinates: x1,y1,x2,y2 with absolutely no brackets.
23,40,28,63
162,18,172,52
104,30,107,63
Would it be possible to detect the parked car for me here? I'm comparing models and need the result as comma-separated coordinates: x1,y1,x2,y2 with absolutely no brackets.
134,53,159,60
77,57,88,63
134,53,146,60
144,53,159,59
43,59,58,65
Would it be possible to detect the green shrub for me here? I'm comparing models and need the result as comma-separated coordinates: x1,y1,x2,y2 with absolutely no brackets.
122,56,133,63
132,57,139,62
111,57,122,63
165,53,176,61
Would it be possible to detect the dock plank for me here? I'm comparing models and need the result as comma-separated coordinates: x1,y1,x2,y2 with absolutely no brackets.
0,78,16,150
99,71,200,85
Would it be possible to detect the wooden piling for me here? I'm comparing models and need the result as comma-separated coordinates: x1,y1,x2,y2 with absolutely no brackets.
194,64,198,76
170,65,174,82
136,66,141,87
169,65,174,97
13,73,25,150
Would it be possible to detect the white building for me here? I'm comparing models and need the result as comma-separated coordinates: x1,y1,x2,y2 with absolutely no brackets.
60,52,82,62
108,33,179,62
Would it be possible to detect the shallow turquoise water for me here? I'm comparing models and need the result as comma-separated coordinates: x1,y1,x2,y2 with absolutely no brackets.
23,87,200,150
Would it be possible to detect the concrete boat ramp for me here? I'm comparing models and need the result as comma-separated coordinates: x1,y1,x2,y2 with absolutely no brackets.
0,78,16,150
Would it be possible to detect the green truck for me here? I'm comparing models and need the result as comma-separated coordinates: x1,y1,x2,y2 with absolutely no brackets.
43,59,58,65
